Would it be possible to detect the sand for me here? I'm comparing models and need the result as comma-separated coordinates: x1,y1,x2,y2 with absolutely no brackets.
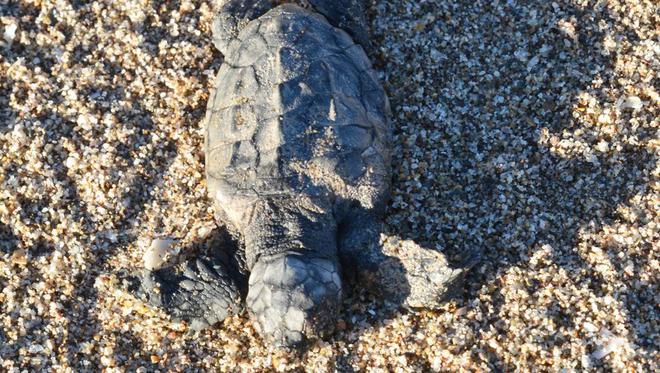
0,0,657,371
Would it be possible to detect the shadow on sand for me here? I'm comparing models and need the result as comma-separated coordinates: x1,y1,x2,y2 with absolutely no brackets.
355,0,655,370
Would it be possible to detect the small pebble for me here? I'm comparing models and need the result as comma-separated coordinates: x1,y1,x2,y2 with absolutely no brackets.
28,344,44,354
10,249,27,266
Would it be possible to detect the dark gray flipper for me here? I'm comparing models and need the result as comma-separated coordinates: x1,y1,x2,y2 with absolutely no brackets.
338,211,479,308
120,252,245,331
337,211,396,293
308,0,371,49
246,252,342,348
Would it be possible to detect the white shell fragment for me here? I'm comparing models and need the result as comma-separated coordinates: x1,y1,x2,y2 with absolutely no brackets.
618,96,643,110
592,336,627,360
143,237,179,270
591,327,629,360
195,223,215,240
582,322,598,333
3,21,17,45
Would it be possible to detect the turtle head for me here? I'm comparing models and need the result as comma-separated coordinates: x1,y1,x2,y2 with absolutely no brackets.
246,252,342,348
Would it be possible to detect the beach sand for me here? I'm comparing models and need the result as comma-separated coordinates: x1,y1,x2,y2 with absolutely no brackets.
0,0,657,371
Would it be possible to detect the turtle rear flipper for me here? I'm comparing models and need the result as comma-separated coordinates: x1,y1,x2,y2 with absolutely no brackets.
120,253,245,331
246,252,342,348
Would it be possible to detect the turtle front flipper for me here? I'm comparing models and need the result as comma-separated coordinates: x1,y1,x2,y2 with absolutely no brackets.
338,210,480,309
120,252,245,331
307,0,371,49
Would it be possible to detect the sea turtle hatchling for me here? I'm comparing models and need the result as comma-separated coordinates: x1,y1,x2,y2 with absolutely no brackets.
122,0,478,348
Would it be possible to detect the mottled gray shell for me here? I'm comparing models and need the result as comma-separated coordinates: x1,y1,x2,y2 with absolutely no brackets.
205,5,390,228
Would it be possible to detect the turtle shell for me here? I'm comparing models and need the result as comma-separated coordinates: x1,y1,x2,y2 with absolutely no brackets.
205,5,390,229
